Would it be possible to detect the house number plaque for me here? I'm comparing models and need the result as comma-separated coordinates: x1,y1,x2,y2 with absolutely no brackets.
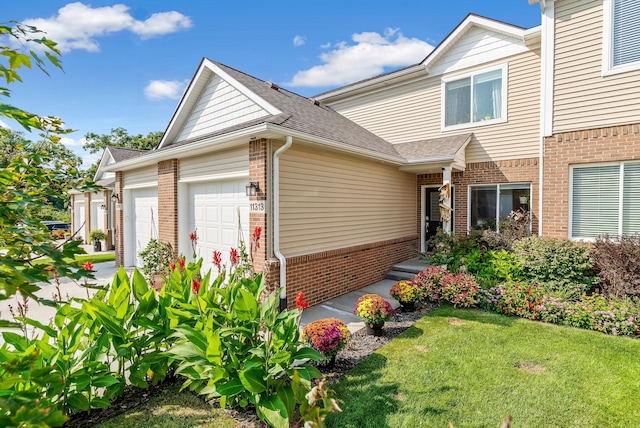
249,201,266,213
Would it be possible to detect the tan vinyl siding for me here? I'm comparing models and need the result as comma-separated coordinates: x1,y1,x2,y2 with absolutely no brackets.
179,147,248,181
279,146,416,256
123,165,157,189
554,0,640,132
177,74,269,142
331,51,540,163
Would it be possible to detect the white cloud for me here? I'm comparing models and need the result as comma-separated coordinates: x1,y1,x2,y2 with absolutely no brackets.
22,2,192,52
320,42,331,49
286,28,434,87
293,35,306,47
144,79,188,100
0,119,10,129
60,136,86,148
81,153,101,169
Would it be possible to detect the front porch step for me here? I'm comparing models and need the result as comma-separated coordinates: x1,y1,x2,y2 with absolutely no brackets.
390,257,428,275
385,270,416,281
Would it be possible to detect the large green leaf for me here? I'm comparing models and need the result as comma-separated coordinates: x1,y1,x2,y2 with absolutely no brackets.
92,374,120,388
234,288,258,321
239,365,267,394
66,392,90,411
258,394,289,428
132,268,149,301
293,346,324,362
215,377,244,398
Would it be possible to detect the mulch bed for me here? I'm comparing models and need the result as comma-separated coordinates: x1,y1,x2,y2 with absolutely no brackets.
64,302,437,427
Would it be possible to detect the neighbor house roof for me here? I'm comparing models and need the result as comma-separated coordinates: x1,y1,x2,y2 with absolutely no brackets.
108,146,149,162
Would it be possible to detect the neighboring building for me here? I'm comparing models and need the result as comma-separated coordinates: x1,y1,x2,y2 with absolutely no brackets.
71,146,147,249
531,0,640,239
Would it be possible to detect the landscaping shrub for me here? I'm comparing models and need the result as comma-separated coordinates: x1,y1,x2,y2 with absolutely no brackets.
512,236,596,299
478,283,543,320
591,234,640,299
413,265,448,302
482,208,531,251
537,294,640,336
439,272,479,307
455,248,497,289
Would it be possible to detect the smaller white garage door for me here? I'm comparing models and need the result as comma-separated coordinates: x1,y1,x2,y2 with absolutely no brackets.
131,188,159,268
189,179,249,274
73,201,85,239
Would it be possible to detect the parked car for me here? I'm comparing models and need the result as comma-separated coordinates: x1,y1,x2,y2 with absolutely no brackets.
42,221,71,231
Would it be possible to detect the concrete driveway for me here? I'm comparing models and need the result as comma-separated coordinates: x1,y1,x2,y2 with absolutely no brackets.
0,261,122,337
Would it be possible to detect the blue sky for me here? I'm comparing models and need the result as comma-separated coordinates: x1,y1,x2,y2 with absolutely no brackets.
3,1,541,167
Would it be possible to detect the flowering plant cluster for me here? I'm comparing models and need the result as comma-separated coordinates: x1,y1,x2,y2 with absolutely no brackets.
302,318,351,359
537,294,640,336
353,294,395,325
477,283,543,320
389,280,421,304
413,265,448,301
439,272,479,308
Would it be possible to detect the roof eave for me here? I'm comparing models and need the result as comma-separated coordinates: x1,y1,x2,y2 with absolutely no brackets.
313,64,427,103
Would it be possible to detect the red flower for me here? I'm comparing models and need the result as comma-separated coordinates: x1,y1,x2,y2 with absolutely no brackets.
212,250,222,271
191,279,201,295
296,292,309,310
177,257,185,269
230,247,239,266
189,231,197,242
169,261,176,271
252,226,262,249
83,261,94,271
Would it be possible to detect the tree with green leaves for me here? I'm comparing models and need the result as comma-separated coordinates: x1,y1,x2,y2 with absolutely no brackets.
0,21,95,307
82,127,162,179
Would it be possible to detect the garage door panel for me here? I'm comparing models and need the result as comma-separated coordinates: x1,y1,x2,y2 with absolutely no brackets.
188,178,249,274
131,188,158,268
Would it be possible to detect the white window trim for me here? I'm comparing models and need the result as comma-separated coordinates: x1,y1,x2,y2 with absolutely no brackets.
569,161,640,241
466,182,532,233
602,0,640,76
441,64,508,132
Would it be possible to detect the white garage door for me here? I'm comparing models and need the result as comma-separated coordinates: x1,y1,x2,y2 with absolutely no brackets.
73,201,85,240
131,188,159,268
189,179,249,274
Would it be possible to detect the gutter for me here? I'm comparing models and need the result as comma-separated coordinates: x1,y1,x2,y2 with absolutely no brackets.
273,135,292,311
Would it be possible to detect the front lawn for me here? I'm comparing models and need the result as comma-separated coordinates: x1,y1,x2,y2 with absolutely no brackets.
33,252,116,265
328,306,640,427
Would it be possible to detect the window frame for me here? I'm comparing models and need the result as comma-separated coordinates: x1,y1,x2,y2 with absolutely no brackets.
569,161,640,241
602,0,640,76
467,182,531,233
441,64,508,131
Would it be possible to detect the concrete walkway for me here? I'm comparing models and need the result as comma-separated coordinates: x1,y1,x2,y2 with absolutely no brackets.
299,258,427,333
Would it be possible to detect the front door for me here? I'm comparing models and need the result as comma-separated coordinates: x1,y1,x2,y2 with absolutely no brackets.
424,186,454,248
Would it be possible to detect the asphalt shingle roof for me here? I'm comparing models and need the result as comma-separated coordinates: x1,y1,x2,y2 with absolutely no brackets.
108,146,149,162
394,134,472,159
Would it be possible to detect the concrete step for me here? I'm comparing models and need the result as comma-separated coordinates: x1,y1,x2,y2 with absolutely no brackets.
385,270,415,281
391,257,428,274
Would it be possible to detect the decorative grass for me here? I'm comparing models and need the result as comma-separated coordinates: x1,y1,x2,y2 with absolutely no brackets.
327,305,640,427
95,383,240,428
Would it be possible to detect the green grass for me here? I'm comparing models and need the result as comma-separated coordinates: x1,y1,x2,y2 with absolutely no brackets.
95,383,240,428
33,252,116,265
327,306,640,428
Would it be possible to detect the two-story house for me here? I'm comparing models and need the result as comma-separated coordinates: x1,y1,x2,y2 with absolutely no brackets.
95,13,544,308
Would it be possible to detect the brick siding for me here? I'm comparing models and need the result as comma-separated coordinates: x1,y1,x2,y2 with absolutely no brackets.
158,159,179,255
417,157,540,236
544,123,640,238
249,139,268,273
264,235,418,309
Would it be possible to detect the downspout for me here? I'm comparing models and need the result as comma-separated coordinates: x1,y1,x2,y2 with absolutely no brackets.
273,136,292,311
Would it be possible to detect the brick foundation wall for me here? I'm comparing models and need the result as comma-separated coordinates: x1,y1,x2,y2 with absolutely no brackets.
417,158,540,236
264,235,418,309
544,123,640,238
158,159,179,254
115,172,124,267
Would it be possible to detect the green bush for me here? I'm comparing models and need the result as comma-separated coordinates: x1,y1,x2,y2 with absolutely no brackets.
138,238,173,279
512,236,596,299
88,229,106,242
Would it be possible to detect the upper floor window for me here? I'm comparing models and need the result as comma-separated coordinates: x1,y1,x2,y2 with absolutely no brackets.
442,65,507,129
603,0,640,75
